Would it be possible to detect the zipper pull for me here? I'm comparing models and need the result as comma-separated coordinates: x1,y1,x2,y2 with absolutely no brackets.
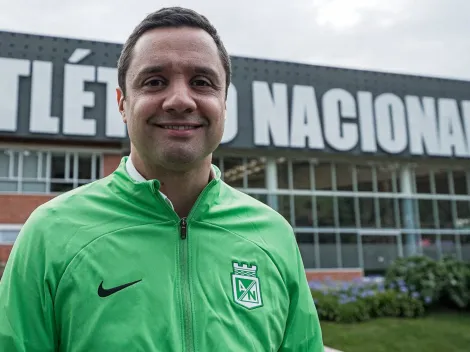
180,218,187,239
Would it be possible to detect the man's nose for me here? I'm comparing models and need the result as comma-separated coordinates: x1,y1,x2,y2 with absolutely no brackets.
161,80,197,114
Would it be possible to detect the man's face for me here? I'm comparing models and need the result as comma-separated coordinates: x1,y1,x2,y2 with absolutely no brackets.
118,27,226,171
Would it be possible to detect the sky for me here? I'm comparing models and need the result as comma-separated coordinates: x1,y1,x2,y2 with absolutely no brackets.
1,0,469,81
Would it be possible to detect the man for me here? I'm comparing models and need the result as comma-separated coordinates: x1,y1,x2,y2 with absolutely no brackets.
0,7,324,351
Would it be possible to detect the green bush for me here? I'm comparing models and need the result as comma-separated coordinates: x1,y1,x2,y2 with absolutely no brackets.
385,255,470,309
311,282,425,324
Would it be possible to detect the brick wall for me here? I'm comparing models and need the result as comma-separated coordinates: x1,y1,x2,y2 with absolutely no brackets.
305,269,363,282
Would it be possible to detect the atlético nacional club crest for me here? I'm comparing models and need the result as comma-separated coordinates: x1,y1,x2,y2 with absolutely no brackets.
231,262,263,309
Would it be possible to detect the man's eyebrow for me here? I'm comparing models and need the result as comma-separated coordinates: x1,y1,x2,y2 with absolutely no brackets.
134,65,164,81
194,66,219,78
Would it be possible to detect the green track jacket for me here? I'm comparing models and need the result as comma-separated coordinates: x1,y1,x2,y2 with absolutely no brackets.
0,157,324,351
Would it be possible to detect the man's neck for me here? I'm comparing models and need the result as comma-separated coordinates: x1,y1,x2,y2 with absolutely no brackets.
130,153,213,218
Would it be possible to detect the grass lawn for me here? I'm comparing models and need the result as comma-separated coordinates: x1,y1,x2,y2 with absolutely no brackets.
321,311,470,352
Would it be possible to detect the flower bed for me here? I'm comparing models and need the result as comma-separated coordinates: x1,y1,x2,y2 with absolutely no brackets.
310,255,470,324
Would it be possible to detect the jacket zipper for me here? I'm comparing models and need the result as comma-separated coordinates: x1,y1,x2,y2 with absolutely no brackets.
179,217,192,352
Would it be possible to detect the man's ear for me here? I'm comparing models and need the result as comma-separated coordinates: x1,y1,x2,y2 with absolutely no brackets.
116,87,127,123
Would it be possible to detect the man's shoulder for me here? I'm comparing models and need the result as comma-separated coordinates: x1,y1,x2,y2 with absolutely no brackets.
217,181,294,237
34,174,114,219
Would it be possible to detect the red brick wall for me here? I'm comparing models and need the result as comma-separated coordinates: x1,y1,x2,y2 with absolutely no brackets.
103,154,122,177
0,245,13,274
0,194,54,224
305,269,363,282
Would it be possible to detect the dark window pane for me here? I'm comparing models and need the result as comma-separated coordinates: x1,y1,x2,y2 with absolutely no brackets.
50,153,66,180
378,198,398,228
294,196,313,227
453,170,468,195
316,197,335,227
418,199,435,228
277,195,291,223
434,170,450,194
356,164,373,191
376,165,396,193
455,201,470,229
292,160,311,190
246,157,266,188
415,167,431,193
247,193,267,205
78,154,92,180
222,157,244,188
358,197,377,228
436,200,452,228
313,162,333,191
276,158,289,189
337,197,356,227
335,163,354,191
361,235,399,274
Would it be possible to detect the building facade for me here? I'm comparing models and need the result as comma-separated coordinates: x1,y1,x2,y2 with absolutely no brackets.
1,31,470,277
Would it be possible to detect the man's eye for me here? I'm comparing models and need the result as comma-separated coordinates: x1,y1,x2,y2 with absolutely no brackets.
192,79,211,87
145,79,165,87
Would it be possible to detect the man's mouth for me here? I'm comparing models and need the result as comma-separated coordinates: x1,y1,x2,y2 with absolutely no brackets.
160,125,200,130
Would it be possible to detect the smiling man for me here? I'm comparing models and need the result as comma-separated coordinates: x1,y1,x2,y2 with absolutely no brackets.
0,7,324,352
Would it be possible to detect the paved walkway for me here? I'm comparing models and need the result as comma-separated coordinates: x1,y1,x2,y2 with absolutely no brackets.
325,347,342,352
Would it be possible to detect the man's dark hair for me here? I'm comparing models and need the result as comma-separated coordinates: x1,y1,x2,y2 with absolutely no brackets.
117,7,231,98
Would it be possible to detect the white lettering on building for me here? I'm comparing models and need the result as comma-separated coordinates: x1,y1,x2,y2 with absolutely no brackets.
0,58,30,132
290,85,324,149
322,88,358,151
29,61,59,134
405,96,441,156
438,98,468,157
253,81,289,147
97,66,126,138
374,93,408,154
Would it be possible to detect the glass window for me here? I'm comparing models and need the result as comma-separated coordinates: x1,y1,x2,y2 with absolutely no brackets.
297,232,315,269
0,181,17,192
378,198,399,228
277,195,291,223
358,197,377,228
0,229,20,244
316,196,335,227
222,157,244,188
415,167,431,193
0,150,11,178
292,160,311,190
356,164,374,192
461,235,470,262
453,170,469,195
246,157,266,188
337,196,356,227
276,158,289,189
319,233,338,268
341,233,359,268
417,199,435,228
335,162,354,191
376,165,397,193
78,154,93,180
434,169,451,195
436,200,452,229
421,234,439,260
22,151,39,179
313,162,334,191
294,196,313,227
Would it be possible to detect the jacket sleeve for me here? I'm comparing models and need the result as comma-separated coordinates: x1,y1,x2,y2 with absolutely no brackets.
0,212,57,352
279,239,324,352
